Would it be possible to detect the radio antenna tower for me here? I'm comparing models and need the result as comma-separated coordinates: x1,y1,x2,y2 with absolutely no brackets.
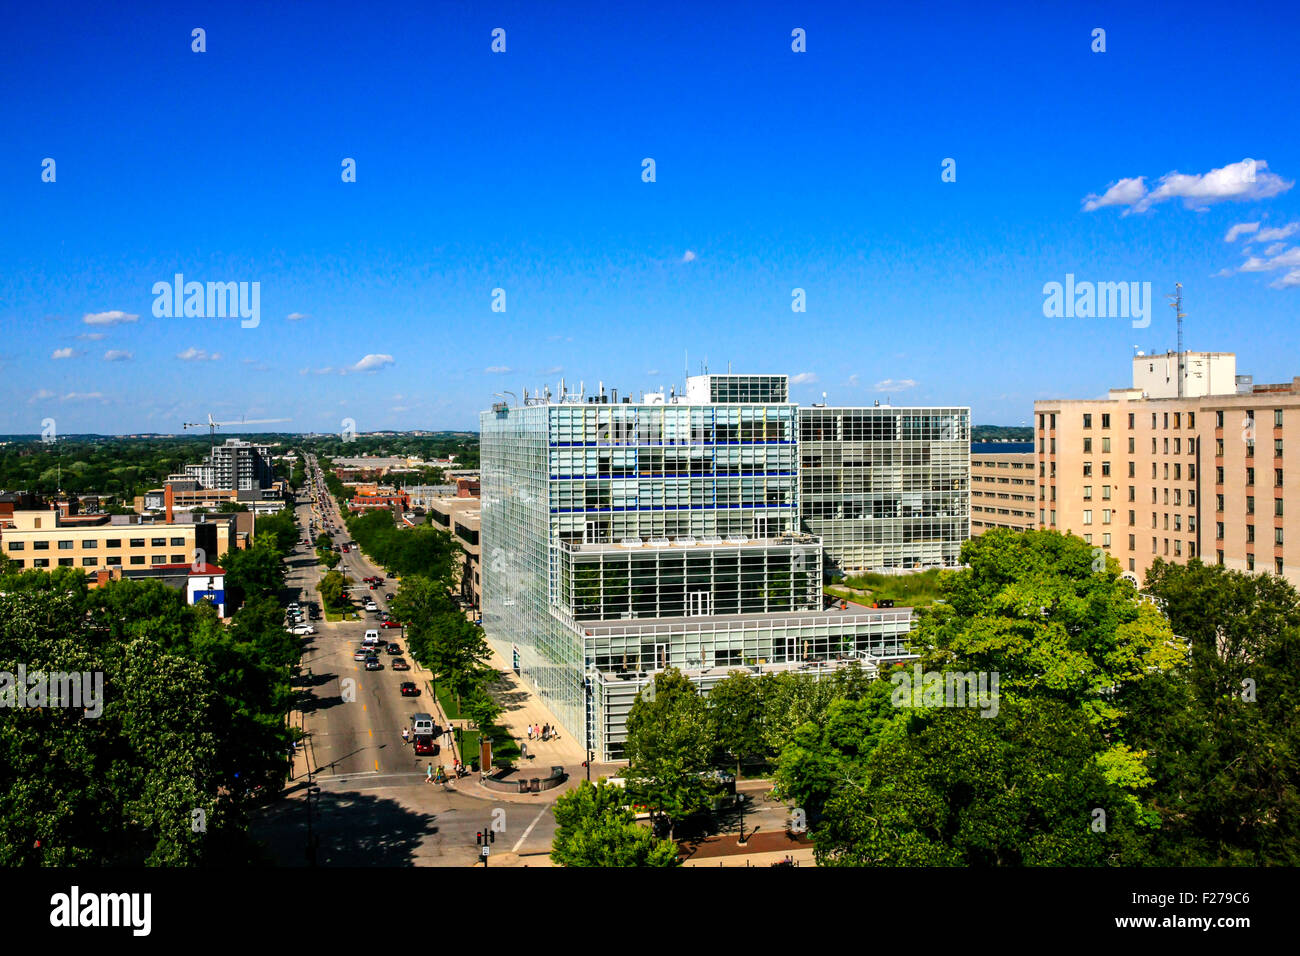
1168,283,1185,397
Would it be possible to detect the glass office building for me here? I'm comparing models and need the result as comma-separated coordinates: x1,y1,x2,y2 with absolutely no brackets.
481,376,970,759
800,406,970,572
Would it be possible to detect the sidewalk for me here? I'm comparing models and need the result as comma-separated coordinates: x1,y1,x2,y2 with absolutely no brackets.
481,645,587,765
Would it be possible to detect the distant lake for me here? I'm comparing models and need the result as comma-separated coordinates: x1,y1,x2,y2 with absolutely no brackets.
971,441,1033,454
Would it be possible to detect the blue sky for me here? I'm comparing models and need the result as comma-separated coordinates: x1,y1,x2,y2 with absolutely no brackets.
2,0,1298,435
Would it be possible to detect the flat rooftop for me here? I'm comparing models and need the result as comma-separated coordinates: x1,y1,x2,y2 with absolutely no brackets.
575,602,912,634
560,533,819,555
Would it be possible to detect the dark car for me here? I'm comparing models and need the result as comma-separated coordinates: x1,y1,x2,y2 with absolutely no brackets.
391,658,410,671
399,681,419,696
385,643,402,655
364,656,382,671
413,735,438,755
385,592,395,600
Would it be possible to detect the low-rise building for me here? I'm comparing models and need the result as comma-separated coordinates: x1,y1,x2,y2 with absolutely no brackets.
1,503,240,577
970,452,1036,533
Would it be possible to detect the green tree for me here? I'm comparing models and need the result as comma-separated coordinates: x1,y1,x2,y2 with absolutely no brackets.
623,668,715,839
318,570,347,610
550,780,680,867
706,671,766,776
1130,559,1300,865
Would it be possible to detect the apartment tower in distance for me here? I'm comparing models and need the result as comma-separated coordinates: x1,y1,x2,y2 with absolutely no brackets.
1035,350,1300,586
480,373,970,759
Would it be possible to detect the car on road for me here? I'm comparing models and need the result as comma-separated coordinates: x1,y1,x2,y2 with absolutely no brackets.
353,648,370,662
413,734,438,755
381,619,402,629
364,656,382,671
400,682,419,697
288,624,316,635
391,658,410,671
384,592,395,600
364,603,379,613
385,642,402,655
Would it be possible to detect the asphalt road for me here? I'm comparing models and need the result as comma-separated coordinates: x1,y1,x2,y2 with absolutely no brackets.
253,456,559,865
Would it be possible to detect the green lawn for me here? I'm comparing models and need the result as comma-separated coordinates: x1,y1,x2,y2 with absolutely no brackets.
826,568,947,607
434,680,464,719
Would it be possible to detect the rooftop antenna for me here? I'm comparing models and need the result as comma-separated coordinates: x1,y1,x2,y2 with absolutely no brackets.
1168,283,1185,397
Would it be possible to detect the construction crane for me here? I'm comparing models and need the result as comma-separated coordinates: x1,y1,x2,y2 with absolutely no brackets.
183,413,291,460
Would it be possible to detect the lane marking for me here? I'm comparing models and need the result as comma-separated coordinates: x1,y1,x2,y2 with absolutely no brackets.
512,804,549,853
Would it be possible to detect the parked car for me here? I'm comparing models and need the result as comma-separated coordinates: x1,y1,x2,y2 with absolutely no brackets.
353,648,369,662
365,656,382,671
381,619,402,629
400,681,419,697
391,658,410,671
385,642,402,655
384,592,395,600
288,624,316,635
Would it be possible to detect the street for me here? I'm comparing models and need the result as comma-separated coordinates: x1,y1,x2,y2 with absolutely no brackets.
252,456,559,865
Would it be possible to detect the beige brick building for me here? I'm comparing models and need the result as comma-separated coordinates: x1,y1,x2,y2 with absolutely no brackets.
1,501,240,576
971,452,1036,533
1035,351,1300,587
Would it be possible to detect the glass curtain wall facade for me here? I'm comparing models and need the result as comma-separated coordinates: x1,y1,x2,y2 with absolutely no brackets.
483,382,972,758
799,407,970,572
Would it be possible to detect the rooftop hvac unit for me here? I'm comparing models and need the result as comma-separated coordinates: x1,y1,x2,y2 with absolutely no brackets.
674,536,697,546
701,535,723,545
649,537,671,547
619,537,643,548
725,535,750,545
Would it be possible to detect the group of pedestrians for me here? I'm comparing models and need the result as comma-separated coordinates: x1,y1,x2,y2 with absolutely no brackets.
525,722,558,742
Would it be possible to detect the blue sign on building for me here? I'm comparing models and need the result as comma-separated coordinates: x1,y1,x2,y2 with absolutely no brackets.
193,589,225,605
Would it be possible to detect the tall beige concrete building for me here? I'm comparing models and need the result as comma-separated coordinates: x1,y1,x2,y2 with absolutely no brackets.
1035,351,1300,587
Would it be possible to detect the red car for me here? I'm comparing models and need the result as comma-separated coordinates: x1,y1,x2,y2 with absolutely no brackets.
381,620,402,629
413,735,438,755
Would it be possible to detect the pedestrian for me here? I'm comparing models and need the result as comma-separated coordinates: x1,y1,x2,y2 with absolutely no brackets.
425,763,434,784
527,724,533,741
402,727,409,743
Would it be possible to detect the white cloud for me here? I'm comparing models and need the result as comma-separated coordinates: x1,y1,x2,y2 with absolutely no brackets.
51,348,76,360
1225,222,1260,242
1271,269,1300,289
177,347,221,361
874,378,917,392
28,388,55,404
540,366,564,375
680,250,697,263
351,354,394,373
1084,159,1293,214
1256,222,1299,242
103,350,133,361
1082,176,1147,212
77,332,106,341
62,391,105,401
83,310,139,326
646,369,660,376
1264,242,1287,257
789,372,819,385
484,366,513,374
846,374,860,387
286,312,310,321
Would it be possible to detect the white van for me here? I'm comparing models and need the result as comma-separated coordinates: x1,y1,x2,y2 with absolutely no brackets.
363,629,381,645
411,712,435,736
